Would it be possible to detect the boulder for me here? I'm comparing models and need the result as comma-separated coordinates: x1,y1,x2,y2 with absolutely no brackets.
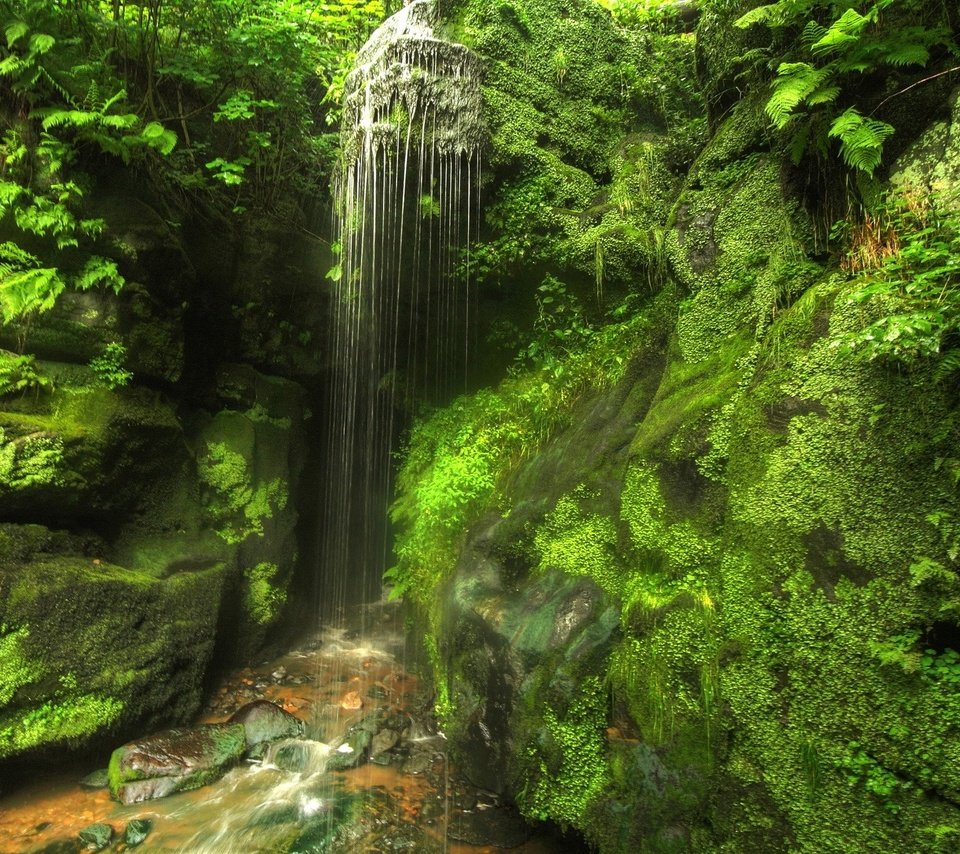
77,823,113,851
108,723,246,805
123,818,152,847
229,699,303,748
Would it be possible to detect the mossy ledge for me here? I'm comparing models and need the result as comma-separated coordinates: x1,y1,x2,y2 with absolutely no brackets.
391,1,960,850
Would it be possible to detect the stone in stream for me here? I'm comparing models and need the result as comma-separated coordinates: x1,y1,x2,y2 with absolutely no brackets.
108,723,246,804
123,818,153,847
78,768,109,789
229,698,303,748
77,822,113,851
370,727,399,757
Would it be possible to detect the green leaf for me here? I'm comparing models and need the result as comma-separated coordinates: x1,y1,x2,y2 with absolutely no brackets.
5,21,28,48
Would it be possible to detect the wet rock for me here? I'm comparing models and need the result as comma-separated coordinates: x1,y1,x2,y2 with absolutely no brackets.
326,728,372,771
269,739,332,774
367,684,389,700
229,699,303,748
401,751,434,775
271,666,287,681
77,823,113,851
78,769,109,789
445,805,532,848
341,690,363,710
108,723,246,804
123,818,152,847
371,728,399,757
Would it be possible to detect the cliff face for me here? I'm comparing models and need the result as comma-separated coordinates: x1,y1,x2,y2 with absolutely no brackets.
0,174,319,768
393,2,960,850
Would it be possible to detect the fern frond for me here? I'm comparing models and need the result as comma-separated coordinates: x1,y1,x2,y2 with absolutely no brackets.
5,20,28,48
828,109,894,176
0,242,38,268
0,266,64,324
766,62,833,128
934,349,960,383
100,88,126,113
735,3,784,29
801,21,828,49
74,256,123,294
881,42,930,67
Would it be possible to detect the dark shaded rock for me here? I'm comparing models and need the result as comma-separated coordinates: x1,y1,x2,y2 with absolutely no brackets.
108,723,246,804
78,769,109,789
229,699,303,748
370,728,399,757
446,805,532,848
77,823,113,851
326,728,373,771
123,818,152,847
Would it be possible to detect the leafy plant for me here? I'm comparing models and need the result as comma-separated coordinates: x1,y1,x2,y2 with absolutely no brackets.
89,342,132,390
0,350,50,397
736,0,955,174
836,189,960,370
840,741,911,814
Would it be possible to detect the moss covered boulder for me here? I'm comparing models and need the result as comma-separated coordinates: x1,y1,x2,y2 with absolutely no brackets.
0,525,230,763
108,723,246,804
392,5,960,849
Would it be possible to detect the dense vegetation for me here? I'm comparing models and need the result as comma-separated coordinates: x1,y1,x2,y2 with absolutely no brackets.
2,0,960,851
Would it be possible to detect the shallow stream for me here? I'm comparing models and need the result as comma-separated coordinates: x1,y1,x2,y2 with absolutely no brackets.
0,604,570,853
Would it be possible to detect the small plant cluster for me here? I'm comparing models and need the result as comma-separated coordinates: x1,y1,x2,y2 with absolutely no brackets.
88,342,132,390
0,351,50,397
835,188,960,374
840,741,911,814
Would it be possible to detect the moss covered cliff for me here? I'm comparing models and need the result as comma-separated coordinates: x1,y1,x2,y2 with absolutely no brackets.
391,0,960,850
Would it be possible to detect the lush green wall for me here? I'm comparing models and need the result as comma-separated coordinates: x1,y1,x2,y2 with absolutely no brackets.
392,1,960,850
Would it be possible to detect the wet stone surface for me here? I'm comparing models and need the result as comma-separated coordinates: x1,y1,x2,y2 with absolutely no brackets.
0,603,573,853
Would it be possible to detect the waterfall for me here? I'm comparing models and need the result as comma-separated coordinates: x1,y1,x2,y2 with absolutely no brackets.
319,0,484,618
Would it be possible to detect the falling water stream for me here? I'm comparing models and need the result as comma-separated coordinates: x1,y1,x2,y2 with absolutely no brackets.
318,0,484,616
0,3,574,851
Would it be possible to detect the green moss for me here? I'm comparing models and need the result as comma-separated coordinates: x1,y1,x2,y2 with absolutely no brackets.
198,440,287,544
534,489,622,594
243,562,286,625
519,675,610,826
0,694,124,754
0,626,42,705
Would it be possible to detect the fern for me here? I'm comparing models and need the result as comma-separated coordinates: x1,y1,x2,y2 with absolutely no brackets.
75,257,123,294
0,266,65,324
934,349,960,383
739,0,954,174
828,108,894,176
766,63,835,128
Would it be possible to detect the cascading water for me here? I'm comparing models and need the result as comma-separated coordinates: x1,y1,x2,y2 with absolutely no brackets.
319,0,484,617
0,7,498,852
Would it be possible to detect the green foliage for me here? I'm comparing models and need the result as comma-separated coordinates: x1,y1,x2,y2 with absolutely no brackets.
389,313,644,605
520,676,610,825
198,441,287,544
840,741,912,814
0,693,124,755
0,351,51,397
0,426,66,490
0,625,42,706
736,0,955,174
243,562,287,625
836,189,960,368
89,342,132,390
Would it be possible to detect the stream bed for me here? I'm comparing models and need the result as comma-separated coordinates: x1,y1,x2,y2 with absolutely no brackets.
0,603,571,853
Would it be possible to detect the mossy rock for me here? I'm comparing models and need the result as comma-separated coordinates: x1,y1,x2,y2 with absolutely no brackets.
0,531,230,764
108,723,246,804
0,368,186,523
